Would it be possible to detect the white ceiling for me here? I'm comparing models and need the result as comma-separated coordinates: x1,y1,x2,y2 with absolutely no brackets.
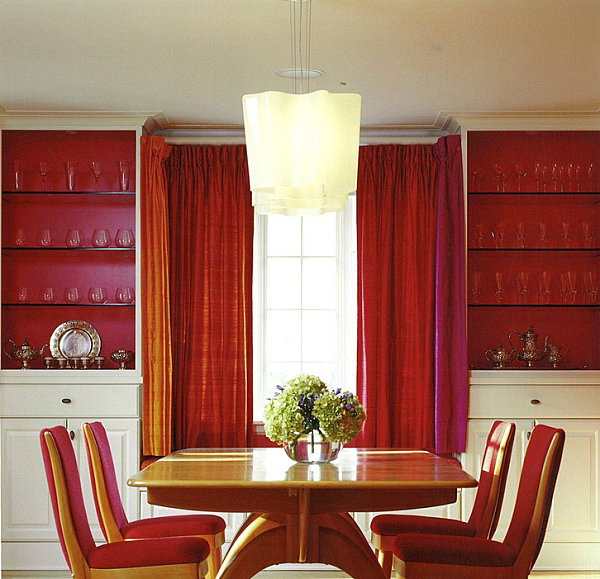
1,0,599,134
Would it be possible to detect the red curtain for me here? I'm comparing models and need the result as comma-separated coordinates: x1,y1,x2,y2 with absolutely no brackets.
355,138,467,452
165,145,254,449
140,136,174,456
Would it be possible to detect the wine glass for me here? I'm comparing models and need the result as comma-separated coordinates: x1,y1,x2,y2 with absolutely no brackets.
14,227,26,246
14,160,24,191
473,222,485,248
491,222,505,248
534,162,548,192
584,271,599,304
586,162,595,192
538,272,552,304
115,228,135,248
470,272,483,304
90,161,103,191
582,222,594,249
514,164,527,192
493,164,506,192
39,162,49,191
36,228,52,247
538,222,549,248
470,169,484,192
64,287,81,304
566,162,581,192
117,160,130,191
115,286,135,304
64,161,77,192
17,287,30,303
514,222,526,248
65,229,83,248
88,287,107,304
40,287,55,303
551,163,564,192
515,271,530,304
566,271,578,304
560,222,571,248
494,272,504,304
91,229,111,248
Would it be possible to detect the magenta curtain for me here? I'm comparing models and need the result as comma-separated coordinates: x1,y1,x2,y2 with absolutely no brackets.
355,137,467,453
165,145,254,449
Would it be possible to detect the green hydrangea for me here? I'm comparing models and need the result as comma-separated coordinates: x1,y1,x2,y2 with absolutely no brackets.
264,374,366,445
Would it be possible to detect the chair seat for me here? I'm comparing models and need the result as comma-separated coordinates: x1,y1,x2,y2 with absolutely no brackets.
122,514,226,539
88,536,211,569
392,533,517,568
371,514,476,538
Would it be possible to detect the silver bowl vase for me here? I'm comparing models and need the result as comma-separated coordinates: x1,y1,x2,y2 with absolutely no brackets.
283,432,342,463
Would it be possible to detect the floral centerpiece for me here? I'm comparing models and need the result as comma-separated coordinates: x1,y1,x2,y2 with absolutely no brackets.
264,374,366,462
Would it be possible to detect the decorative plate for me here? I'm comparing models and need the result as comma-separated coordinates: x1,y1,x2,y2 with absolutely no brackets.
49,320,101,359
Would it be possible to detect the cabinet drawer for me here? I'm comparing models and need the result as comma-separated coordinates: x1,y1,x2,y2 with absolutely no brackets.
0,384,140,417
469,385,600,418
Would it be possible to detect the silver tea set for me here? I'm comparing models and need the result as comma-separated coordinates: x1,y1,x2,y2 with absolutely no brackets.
485,325,567,369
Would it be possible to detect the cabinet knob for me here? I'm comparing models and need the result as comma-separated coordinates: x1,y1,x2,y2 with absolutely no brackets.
530,399,541,405
61,398,72,404
69,430,75,440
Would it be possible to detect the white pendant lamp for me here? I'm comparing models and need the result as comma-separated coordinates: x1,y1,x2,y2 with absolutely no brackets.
242,0,361,216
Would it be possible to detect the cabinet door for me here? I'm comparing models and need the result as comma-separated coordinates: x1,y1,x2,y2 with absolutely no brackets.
70,417,140,539
1,418,65,540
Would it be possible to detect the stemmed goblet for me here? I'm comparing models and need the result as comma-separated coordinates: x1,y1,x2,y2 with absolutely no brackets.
515,271,530,304
534,163,548,192
494,272,504,304
560,222,571,248
514,164,527,192
551,163,564,192
566,163,581,192
90,161,103,191
582,222,594,249
538,272,552,304
494,164,506,192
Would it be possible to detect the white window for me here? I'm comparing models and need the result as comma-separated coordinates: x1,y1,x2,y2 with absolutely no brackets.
253,196,357,421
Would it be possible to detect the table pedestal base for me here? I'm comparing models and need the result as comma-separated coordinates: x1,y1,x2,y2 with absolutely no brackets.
216,510,386,579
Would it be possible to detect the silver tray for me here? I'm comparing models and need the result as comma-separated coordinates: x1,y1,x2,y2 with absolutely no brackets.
49,320,101,359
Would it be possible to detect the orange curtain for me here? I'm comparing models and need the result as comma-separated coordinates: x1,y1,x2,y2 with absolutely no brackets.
140,135,173,456
166,145,254,448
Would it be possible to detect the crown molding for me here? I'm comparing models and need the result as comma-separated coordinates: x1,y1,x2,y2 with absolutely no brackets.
445,109,600,131
0,109,165,131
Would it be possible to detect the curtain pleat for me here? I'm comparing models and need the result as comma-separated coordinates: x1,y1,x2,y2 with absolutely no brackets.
140,135,174,456
166,145,254,449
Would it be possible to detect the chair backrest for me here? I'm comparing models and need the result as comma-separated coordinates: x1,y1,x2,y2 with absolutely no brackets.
40,426,95,576
82,421,128,541
504,424,565,575
467,420,516,538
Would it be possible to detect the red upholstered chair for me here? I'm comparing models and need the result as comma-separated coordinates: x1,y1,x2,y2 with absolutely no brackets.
40,426,210,578
391,424,565,579
371,420,515,577
82,421,226,579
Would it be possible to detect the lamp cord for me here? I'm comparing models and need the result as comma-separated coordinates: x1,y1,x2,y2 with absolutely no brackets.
289,0,312,94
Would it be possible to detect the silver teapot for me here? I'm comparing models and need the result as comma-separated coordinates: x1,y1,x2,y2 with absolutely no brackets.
4,338,47,369
485,344,517,368
508,325,549,367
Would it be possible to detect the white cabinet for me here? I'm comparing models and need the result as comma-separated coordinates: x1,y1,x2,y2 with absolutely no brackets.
465,371,600,571
0,382,141,571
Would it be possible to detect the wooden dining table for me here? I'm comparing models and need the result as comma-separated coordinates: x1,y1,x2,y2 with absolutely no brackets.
128,448,477,579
